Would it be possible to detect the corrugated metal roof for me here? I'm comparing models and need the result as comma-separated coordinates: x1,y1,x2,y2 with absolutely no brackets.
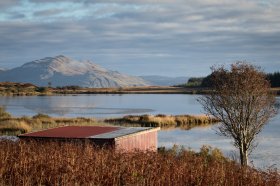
91,127,157,139
19,126,122,138
18,126,160,139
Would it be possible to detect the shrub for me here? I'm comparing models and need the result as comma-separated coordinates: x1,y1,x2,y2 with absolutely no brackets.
35,87,48,93
32,113,51,119
0,141,279,185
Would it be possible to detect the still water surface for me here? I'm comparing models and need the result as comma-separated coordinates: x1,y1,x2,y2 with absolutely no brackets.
0,94,202,117
0,94,279,169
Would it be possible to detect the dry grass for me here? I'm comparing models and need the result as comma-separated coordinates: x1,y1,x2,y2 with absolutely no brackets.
0,114,104,135
0,140,279,186
0,112,219,135
0,107,11,119
0,120,32,135
105,114,220,128
0,82,39,96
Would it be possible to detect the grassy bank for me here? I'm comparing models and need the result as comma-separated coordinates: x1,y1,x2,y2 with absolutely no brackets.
0,112,101,135
105,114,220,129
0,105,219,134
0,82,44,96
0,140,279,185
0,113,218,135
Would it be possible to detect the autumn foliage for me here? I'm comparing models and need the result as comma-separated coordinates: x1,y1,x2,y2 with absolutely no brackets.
0,140,279,186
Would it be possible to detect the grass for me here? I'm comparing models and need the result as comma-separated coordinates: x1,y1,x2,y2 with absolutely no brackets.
0,105,219,135
0,113,219,135
0,82,40,96
0,140,279,185
105,114,220,129
0,105,109,136
0,120,32,135
0,111,104,135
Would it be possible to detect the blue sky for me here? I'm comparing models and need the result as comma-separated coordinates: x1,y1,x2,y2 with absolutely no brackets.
0,0,280,77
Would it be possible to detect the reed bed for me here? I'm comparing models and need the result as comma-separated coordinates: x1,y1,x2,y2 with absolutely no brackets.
0,113,101,135
105,114,220,128
0,112,219,135
0,120,32,135
0,140,279,186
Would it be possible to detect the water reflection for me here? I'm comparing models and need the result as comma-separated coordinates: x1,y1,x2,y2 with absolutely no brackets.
158,113,280,169
0,94,202,117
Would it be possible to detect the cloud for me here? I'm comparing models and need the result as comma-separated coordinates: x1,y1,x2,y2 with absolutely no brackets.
0,0,20,9
33,9,65,17
0,0,279,76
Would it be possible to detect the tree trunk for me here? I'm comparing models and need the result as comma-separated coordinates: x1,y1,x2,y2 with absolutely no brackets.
239,147,248,166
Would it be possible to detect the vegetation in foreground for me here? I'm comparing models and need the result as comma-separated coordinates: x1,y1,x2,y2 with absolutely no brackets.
0,140,279,186
105,114,220,128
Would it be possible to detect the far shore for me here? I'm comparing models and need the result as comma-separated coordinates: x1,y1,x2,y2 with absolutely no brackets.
53,86,212,95
54,86,280,95
0,82,279,96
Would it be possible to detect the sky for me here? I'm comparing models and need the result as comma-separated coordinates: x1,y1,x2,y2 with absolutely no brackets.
0,0,280,77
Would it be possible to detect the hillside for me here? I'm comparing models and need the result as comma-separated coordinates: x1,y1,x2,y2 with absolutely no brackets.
0,55,149,88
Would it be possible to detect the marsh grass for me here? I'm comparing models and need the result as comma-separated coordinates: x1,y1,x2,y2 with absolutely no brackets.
0,140,279,186
0,120,32,135
0,111,219,135
0,115,102,135
105,114,220,128
0,107,11,119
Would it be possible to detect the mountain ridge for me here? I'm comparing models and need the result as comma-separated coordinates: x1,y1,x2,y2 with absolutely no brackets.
0,55,149,88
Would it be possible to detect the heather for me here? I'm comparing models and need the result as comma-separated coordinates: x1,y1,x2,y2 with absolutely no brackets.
0,140,279,186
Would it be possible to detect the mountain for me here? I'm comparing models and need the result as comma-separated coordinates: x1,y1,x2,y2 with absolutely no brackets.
0,55,149,88
140,75,189,86
0,68,6,72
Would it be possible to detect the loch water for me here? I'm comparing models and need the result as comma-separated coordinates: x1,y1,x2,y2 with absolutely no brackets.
0,94,279,169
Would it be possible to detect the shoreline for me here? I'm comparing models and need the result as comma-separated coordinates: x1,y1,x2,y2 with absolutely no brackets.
53,86,212,95
0,82,279,95
0,113,219,135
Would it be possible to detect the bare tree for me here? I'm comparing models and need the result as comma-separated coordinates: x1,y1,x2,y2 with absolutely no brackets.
198,62,277,166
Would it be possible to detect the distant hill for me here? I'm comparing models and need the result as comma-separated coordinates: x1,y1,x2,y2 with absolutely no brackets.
0,68,6,72
0,55,149,88
140,75,189,86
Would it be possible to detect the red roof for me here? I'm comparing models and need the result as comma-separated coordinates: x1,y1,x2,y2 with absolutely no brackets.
19,126,121,138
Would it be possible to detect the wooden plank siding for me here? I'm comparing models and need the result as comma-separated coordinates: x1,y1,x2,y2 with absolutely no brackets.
115,131,158,151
